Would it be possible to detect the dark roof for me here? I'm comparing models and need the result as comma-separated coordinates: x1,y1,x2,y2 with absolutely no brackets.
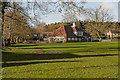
47,25,91,37
64,26,81,37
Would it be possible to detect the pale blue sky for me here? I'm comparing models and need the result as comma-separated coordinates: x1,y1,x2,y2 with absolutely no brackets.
21,2,118,26
40,2,118,24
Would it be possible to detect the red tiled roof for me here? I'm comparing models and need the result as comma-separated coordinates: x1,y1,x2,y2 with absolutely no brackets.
47,25,91,37
48,26,67,37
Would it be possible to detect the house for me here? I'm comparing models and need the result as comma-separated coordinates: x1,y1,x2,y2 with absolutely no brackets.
107,30,120,39
44,23,91,43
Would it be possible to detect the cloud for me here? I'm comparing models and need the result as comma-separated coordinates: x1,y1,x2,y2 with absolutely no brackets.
101,2,115,10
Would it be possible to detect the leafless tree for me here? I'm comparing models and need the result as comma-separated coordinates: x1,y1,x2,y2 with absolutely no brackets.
1,0,87,46
84,6,114,40
35,22,46,38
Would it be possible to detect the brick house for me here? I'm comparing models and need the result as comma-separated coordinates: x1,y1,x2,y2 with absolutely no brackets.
44,23,91,43
107,30,120,39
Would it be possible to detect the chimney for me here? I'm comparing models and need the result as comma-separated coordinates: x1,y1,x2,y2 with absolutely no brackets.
73,22,76,27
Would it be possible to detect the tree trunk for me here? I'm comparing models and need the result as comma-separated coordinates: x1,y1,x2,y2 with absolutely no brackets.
15,36,18,43
2,39,6,46
1,2,6,46
13,38,16,43
7,18,11,45
97,31,102,40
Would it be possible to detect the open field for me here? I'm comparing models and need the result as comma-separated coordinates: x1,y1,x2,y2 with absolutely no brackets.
2,42,118,78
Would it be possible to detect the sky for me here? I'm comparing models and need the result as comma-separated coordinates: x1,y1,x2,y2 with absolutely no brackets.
39,2,118,24
20,1,119,26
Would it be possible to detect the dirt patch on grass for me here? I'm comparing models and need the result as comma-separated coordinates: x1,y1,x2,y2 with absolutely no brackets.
39,51,63,54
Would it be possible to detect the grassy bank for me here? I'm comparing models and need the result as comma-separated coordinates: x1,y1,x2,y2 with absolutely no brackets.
2,42,118,78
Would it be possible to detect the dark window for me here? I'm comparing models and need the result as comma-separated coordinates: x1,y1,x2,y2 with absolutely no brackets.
61,38,64,40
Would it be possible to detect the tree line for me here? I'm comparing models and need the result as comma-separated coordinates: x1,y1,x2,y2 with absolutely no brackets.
43,20,120,40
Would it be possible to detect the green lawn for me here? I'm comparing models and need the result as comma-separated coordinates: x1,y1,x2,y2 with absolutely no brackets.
2,42,118,78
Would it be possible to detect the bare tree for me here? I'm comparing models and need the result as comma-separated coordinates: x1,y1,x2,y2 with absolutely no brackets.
1,0,87,46
1,1,10,46
61,1,87,22
35,22,46,38
0,1,30,46
85,6,114,40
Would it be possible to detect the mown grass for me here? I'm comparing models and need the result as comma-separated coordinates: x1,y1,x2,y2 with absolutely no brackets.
2,42,118,78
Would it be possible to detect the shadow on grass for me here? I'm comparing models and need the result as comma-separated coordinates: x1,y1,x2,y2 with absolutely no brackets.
11,44,38,47
2,51,119,67
2,53,79,62
2,43,119,67
19,46,89,49
2,60,83,67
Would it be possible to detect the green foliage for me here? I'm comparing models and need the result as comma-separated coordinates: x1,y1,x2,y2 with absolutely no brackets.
2,42,118,78
64,22,73,26
117,26,120,28
45,21,85,32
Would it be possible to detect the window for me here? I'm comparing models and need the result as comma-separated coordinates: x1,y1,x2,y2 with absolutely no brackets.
72,38,74,40
75,38,77,41
79,38,81,41
68,38,71,41
61,38,64,40
78,32,83,36
57,38,59,41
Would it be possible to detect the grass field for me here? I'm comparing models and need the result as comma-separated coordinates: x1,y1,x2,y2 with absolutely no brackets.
2,42,118,78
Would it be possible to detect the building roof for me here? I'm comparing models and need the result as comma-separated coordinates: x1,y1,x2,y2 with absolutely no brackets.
47,25,91,37
64,26,80,37
48,26,67,37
